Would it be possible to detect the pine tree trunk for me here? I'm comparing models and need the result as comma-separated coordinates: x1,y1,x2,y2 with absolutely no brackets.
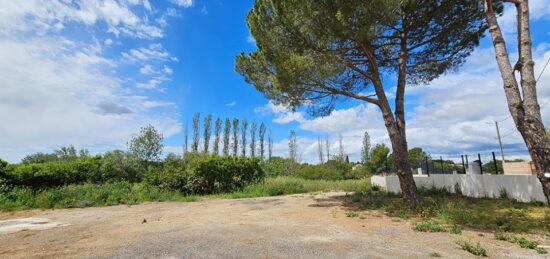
484,0,550,206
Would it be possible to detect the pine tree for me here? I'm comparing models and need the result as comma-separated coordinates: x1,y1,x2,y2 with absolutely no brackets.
203,114,212,153
259,123,266,160
223,118,231,156
192,112,200,152
241,119,248,156
232,118,239,156
213,118,222,155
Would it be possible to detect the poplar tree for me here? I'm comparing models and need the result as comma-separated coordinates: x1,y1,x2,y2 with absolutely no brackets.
232,118,239,156
289,130,297,163
236,0,488,205
223,118,231,156
183,122,188,156
325,136,330,162
250,121,257,157
213,118,222,155
259,122,266,160
362,131,371,163
317,136,324,164
203,114,212,153
241,119,248,156
268,128,273,160
192,112,200,152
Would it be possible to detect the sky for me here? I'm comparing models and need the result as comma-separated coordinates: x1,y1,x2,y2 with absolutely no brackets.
0,0,549,164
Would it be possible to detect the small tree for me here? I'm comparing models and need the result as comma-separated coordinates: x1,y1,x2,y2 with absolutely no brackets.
213,118,222,155
259,122,266,160
232,118,239,156
369,144,390,175
289,130,297,163
361,131,371,164
192,113,200,152
250,121,257,157
203,115,212,153
241,119,248,156
128,125,164,163
54,146,78,162
223,118,231,156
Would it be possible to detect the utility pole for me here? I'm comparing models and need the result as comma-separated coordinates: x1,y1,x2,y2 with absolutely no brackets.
494,121,505,163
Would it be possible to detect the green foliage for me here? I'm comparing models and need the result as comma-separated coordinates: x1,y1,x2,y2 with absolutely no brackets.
0,159,8,173
261,156,293,177
146,154,265,195
366,144,390,175
546,128,550,141
127,125,164,163
98,150,145,183
455,240,487,257
2,157,102,189
348,190,550,234
236,0,489,114
408,148,427,169
21,146,89,164
0,177,371,212
345,211,359,218
294,159,363,180
449,225,462,235
494,232,546,253
413,220,446,232
429,252,441,257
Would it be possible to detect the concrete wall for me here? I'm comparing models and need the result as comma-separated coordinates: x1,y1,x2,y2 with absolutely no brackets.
371,174,546,203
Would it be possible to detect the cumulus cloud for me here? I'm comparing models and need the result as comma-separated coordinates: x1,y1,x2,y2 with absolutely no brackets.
0,0,181,162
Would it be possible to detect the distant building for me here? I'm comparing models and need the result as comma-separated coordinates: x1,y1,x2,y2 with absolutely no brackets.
503,161,535,176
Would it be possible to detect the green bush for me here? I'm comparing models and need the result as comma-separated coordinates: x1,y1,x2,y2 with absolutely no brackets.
294,159,362,180
455,240,487,257
261,156,293,177
2,157,102,189
413,220,446,232
97,150,145,183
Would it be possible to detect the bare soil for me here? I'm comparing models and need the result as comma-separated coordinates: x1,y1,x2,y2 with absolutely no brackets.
0,192,548,258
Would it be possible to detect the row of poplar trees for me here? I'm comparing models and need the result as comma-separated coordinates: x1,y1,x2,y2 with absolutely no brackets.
183,112,273,160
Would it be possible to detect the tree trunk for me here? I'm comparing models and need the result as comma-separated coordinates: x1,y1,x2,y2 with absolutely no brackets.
484,0,550,206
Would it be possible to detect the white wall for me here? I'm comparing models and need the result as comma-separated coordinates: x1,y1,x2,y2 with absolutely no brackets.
371,175,546,203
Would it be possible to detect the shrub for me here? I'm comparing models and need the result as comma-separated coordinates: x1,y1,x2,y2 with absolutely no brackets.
413,220,446,232
449,225,462,235
2,157,102,189
455,240,487,257
345,211,360,217
98,150,145,183
261,157,293,177
494,232,546,253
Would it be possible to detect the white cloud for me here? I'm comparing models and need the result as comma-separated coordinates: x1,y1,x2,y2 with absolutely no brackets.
226,101,237,107
139,64,155,75
0,0,163,39
104,38,114,46
169,0,194,8
0,1,181,162
121,43,176,63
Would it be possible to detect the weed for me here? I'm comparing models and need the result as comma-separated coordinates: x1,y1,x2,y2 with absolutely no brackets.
449,225,462,235
494,232,546,253
429,252,441,257
535,247,547,254
345,211,359,217
455,240,487,257
498,188,509,199
413,220,446,233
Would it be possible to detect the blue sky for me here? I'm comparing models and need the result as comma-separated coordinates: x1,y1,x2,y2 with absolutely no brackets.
0,0,549,163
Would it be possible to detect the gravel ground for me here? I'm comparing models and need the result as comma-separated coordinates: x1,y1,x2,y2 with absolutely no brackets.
0,192,548,258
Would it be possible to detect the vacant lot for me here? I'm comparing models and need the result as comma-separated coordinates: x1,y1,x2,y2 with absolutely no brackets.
0,193,548,258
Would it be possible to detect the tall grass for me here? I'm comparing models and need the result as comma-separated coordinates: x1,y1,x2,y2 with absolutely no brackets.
0,177,371,212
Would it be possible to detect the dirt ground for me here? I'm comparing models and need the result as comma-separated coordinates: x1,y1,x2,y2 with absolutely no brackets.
0,192,548,259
